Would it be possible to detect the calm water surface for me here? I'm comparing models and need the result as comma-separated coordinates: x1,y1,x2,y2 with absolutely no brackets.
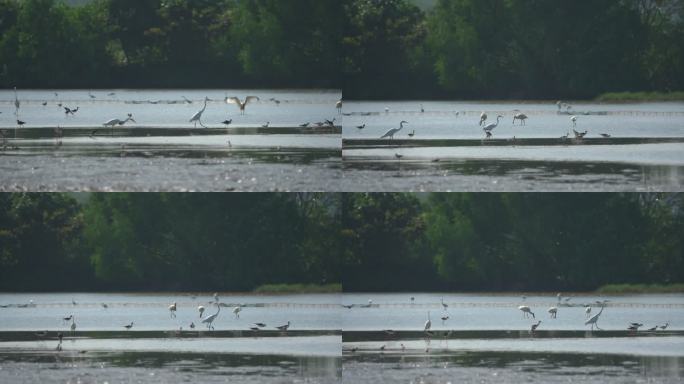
341,293,684,383
0,292,342,383
0,89,342,192
342,101,684,191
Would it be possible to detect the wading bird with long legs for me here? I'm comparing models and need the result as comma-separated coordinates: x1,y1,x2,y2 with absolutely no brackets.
381,121,408,140
585,303,606,331
513,113,528,125
483,115,503,138
424,311,432,332
519,305,535,319
202,303,221,330
103,114,135,136
190,97,210,128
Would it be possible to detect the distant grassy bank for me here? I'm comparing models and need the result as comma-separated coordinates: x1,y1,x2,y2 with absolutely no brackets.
596,283,684,294
595,91,684,102
253,283,342,294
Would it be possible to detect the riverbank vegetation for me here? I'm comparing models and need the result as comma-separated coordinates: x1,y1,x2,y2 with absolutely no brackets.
0,193,342,291
253,283,342,294
1,193,681,292
1,0,682,99
596,283,684,294
595,92,684,102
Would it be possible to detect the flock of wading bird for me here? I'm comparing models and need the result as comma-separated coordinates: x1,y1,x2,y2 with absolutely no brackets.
41,293,293,352
344,293,672,353
354,100,612,143
2,87,343,148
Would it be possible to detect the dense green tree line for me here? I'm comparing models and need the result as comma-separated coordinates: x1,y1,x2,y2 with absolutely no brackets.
0,193,342,291
1,0,682,98
0,0,343,88
0,193,682,292
341,193,684,291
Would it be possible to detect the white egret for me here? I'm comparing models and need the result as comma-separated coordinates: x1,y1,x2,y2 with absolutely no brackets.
198,305,205,318
483,115,503,135
336,100,342,114
276,321,291,331
570,115,577,128
202,303,221,330
381,121,408,140
226,96,259,115
214,293,219,303
479,112,487,126
441,297,448,310
169,302,177,318
513,113,528,125
585,306,592,318
548,307,557,319
190,97,210,128
518,305,535,319
424,311,432,332
233,305,242,318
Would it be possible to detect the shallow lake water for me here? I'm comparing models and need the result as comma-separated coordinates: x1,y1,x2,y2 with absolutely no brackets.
0,292,342,383
2,292,682,382
341,293,684,383
342,101,684,191
0,89,342,192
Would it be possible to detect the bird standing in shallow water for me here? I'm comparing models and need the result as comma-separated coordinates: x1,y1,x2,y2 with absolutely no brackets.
169,302,177,318
381,121,408,140
513,113,528,125
202,303,221,330
424,311,432,332
548,307,557,319
519,305,535,319
190,97,210,128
